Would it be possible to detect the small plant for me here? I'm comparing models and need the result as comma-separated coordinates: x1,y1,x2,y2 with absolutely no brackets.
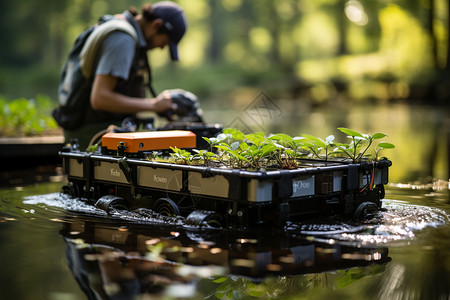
169,147,193,165
215,141,249,168
301,134,336,161
202,133,227,152
374,142,395,161
333,128,393,162
192,149,215,166
268,133,304,168
146,151,162,161
86,144,99,153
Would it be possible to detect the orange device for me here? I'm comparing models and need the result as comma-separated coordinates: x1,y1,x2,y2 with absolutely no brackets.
102,131,196,153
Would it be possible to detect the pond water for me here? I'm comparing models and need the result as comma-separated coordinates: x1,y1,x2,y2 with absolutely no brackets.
0,103,449,300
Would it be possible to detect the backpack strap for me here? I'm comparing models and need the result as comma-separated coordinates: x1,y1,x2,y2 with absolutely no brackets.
79,19,138,78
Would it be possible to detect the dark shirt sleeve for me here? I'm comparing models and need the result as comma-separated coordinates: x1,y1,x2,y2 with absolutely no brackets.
95,31,135,80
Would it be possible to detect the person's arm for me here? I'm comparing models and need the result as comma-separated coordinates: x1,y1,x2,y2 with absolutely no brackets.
90,73,172,113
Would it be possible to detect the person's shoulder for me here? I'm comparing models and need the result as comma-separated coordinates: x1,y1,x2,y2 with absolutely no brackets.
105,30,136,43
101,31,136,51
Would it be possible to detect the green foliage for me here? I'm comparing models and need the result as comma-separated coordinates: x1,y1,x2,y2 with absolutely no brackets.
335,264,386,288
0,94,58,137
162,127,395,169
375,142,396,161
335,127,392,162
301,134,336,160
169,147,193,165
192,149,215,166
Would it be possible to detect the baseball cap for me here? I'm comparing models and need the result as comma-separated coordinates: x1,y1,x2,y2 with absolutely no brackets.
152,1,187,61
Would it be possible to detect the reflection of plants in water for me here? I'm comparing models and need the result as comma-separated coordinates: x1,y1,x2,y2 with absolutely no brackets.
335,264,387,288
210,265,387,299
211,275,318,299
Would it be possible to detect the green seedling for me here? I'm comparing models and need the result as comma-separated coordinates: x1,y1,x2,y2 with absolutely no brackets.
223,128,245,143
169,147,193,165
215,142,249,168
146,151,162,161
192,149,215,166
268,133,304,168
202,133,227,152
336,128,388,162
302,134,336,160
86,144,99,153
374,142,395,161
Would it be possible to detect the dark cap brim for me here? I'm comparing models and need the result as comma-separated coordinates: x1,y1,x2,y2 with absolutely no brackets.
169,40,179,61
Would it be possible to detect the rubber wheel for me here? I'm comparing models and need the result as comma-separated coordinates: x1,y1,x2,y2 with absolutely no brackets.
154,198,180,217
186,210,223,228
95,195,128,212
353,201,378,221
61,184,78,198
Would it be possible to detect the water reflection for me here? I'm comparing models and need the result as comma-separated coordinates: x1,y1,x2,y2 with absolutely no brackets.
60,217,391,299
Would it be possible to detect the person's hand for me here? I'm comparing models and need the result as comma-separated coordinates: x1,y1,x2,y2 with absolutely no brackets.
150,90,175,113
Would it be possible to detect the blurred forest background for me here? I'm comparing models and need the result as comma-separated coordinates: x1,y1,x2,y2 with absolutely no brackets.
1,0,450,104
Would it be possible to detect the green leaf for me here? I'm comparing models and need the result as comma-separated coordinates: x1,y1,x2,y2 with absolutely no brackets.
378,142,395,149
215,145,231,152
229,150,249,163
239,142,249,151
337,127,364,138
273,133,293,143
260,143,277,156
303,134,327,148
245,133,265,146
223,128,245,141
372,132,388,140
213,277,227,283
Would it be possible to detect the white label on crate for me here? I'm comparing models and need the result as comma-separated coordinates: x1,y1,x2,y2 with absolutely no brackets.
333,171,343,192
153,175,167,183
292,176,315,197
110,168,121,177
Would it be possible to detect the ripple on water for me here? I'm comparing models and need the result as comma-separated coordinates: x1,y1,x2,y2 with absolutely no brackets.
23,194,450,245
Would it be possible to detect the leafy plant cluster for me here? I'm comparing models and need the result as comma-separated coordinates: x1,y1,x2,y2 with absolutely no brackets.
162,127,394,169
0,94,58,137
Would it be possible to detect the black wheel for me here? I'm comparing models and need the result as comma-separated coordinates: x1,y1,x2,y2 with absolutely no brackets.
186,210,223,228
354,201,379,221
95,195,128,212
61,184,78,198
154,198,180,217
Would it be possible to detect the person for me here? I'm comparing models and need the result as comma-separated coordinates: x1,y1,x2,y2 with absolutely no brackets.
54,1,187,149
